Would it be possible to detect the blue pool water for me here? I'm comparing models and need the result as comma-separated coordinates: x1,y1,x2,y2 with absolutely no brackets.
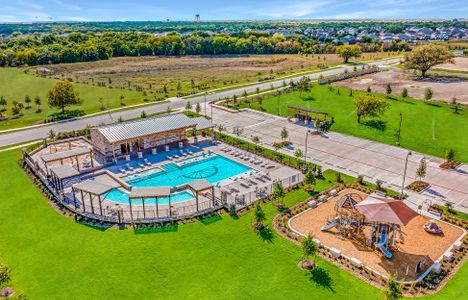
102,190,194,205
103,154,252,204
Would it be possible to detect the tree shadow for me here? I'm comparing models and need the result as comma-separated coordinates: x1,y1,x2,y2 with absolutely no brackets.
257,226,275,242
308,267,335,292
133,223,178,235
302,96,316,101
200,214,222,225
362,119,387,131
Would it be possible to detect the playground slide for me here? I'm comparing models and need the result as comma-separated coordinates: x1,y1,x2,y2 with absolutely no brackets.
320,220,337,231
375,231,393,259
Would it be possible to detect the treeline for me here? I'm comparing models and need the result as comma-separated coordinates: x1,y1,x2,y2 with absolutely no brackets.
0,31,409,67
0,20,465,35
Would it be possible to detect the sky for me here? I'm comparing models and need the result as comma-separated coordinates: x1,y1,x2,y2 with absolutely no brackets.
0,0,466,23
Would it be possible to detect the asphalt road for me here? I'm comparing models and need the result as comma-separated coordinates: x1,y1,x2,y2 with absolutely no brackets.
0,58,399,147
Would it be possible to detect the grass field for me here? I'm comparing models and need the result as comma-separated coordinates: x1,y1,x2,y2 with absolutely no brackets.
0,68,146,130
0,149,467,299
37,53,400,98
238,85,468,162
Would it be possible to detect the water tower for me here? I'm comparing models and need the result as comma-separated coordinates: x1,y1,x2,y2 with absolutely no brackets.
195,14,200,22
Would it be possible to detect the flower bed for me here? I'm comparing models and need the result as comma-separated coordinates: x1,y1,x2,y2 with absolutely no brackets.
406,180,430,192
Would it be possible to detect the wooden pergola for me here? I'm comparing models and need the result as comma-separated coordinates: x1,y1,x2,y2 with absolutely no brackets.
187,179,215,211
129,186,171,221
49,165,80,192
41,147,94,175
71,180,118,215
287,105,329,121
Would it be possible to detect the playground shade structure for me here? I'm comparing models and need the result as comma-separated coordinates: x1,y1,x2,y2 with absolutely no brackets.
355,194,418,226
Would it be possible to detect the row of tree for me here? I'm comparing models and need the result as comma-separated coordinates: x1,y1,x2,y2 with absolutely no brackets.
0,31,409,67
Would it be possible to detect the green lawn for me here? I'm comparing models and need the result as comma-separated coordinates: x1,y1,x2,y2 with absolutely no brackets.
0,149,467,299
0,68,146,130
238,85,468,163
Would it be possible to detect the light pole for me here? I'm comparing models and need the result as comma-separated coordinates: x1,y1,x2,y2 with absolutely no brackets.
204,92,207,117
400,151,412,198
304,129,311,171
396,112,403,146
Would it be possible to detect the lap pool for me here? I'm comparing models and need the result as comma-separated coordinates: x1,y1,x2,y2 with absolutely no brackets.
103,154,253,204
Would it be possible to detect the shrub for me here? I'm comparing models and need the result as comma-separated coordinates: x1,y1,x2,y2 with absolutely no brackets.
0,263,11,284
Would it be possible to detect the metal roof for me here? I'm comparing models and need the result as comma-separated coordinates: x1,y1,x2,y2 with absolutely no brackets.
73,180,118,196
192,117,214,131
129,186,171,199
49,165,80,179
188,179,214,192
95,114,197,143
42,147,91,163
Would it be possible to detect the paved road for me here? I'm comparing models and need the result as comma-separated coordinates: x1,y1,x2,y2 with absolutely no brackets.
213,108,468,213
0,58,399,147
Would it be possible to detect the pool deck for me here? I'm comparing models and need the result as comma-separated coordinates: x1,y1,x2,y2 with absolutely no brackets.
51,137,302,222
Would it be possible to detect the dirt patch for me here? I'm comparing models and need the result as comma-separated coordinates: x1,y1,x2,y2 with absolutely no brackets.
435,57,468,72
334,70,468,103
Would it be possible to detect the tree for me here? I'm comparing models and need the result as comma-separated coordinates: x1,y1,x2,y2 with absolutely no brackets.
140,111,147,118
251,135,261,150
304,169,316,185
367,86,372,93
294,148,303,165
445,148,455,162
11,101,24,115
301,234,318,260
24,95,31,109
185,101,192,111
98,97,105,110
280,127,288,141
384,275,402,300
195,102,201,114
252,202,266,227
297,76,311,97
424,88,433,103
34,96,41,112
232,94,238,108
47,80,81,114
385,84,392,97
335,44,362,63
354,94,390,123
403,44,454,77
242,90,248,99
416,158,427,182
401,88,408,98
272,180,285,203
0,96,6,110
450,97,459,114
119,94,125,106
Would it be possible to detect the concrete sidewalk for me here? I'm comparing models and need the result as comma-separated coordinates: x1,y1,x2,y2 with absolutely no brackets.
212,108,468,213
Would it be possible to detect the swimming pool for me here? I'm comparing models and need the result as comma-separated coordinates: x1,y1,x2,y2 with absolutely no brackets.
103,154,253,204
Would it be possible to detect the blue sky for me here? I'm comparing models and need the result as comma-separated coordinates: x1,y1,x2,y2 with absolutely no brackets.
0,0,466,22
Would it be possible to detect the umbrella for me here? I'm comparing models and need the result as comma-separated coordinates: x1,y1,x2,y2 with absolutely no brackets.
355,193,418,226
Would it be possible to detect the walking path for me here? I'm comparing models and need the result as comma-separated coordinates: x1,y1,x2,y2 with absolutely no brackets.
211,108,468,213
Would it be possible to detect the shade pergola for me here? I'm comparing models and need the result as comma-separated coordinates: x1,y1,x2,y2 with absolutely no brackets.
72,180,118,215
49,165,80,192
187,179,215,211
288,105,329,120
355,194,419,226
41,147,94,174
129,186,171,220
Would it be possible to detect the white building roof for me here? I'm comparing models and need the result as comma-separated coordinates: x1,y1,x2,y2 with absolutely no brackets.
95,114,197,143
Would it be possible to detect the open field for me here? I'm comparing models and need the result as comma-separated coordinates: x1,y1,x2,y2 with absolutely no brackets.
0,68,146,130
237,85,468,162
434,57,468,73
333,70,468,103
37,53,400,98
0,149,467,299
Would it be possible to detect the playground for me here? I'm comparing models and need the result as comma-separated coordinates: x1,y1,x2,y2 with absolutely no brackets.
289,189,465,281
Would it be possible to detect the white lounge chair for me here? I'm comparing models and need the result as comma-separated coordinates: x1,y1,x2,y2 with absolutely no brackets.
144,159,152,166
119,168,127,175
138,163,146,169
167,155,173,160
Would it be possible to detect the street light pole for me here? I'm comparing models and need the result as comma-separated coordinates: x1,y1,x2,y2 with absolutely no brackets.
204,92,207,117
304,129,311,170
396,112,403,146
400,151,412,198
